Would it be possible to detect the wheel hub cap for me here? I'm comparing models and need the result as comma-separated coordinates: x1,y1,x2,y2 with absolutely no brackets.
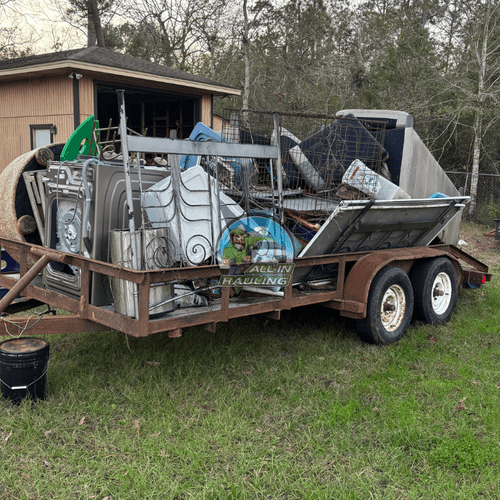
432,272,452,315
381,284,406,332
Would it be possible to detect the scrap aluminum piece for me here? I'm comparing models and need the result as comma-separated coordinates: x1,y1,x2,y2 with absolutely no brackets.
293,196,469,283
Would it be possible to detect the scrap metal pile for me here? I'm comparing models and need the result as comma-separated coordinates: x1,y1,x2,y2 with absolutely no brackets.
0,106,469,318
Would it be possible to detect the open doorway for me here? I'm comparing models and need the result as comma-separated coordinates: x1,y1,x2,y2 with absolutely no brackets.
95,82,201,140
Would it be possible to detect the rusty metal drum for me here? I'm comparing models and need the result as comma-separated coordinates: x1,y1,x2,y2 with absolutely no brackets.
0,143,64,268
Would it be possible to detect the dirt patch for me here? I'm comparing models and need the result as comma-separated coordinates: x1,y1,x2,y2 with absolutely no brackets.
457,221,500,272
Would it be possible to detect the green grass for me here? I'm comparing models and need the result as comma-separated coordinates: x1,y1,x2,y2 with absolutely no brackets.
1,275,500,498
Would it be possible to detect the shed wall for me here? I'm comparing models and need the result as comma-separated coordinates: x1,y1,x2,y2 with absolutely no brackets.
0,72,215,174
0,75,94,173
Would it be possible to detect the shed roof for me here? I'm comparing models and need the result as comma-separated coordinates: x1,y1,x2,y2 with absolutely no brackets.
0,46,240,96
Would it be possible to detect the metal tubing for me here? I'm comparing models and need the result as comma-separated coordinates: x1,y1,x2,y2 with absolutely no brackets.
126,135,278,159
273,111,284,225
117,89,140,318
82,158,96,254
0,254,51,313
170,148,185,263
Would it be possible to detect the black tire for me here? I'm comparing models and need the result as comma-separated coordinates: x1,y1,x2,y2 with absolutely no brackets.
354,266,414,345
411,257,458,325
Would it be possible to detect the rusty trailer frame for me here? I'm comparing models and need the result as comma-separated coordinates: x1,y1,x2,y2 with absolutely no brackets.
0,236,491,338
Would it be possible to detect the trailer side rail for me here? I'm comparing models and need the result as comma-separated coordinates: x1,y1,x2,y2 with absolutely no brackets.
0,237,491,338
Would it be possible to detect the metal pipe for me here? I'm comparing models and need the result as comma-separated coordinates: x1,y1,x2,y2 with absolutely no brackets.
170,148,185,263
149,285,219,312
273,111,284,225
0,254,52,313
117,89,140,317
81,157,100,254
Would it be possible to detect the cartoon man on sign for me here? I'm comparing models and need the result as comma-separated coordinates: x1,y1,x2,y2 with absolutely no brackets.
222,228,251,266
223,227,267,273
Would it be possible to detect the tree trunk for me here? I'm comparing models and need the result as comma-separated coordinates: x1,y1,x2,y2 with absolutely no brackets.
87,11,96,47
468,0,490,217
242,0,250,118
88,0,106,48
469,109,482,216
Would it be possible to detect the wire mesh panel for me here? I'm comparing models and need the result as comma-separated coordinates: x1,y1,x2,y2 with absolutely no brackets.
216,109,390,246
136,109,397,267
445,171,500,222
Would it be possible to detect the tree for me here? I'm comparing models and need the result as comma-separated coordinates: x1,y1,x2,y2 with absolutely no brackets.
0,0,36,59
459,0,500,216
88,0,106,47
414,0,500,216
112,0,231,72
64,0,119,47
215,0,351,114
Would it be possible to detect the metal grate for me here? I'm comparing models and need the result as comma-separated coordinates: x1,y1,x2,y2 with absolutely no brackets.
215,109,390,244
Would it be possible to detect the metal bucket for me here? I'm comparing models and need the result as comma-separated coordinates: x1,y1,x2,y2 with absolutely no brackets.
109,228,175,318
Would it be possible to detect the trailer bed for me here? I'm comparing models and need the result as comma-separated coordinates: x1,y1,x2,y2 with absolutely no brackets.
0,237,490,340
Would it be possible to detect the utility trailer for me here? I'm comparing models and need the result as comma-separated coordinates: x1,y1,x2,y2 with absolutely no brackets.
0,238,491,345
0,104,492,345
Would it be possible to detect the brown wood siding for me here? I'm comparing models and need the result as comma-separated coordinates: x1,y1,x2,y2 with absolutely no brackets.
212,115,227,132
0,75,75,173
201,94,212,126
0,76,73,118
79,76,95,122
0,115,73,158
0,71,219,174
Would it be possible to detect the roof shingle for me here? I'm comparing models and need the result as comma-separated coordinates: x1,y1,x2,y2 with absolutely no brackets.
0,46,237,91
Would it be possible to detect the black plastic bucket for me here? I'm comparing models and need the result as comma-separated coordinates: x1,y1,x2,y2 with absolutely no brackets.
0,337,50,403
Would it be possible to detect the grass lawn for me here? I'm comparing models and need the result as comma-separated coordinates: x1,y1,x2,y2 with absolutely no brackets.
1,222,500,499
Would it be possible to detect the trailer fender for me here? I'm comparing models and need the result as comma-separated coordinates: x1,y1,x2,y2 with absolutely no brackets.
339,247,459,319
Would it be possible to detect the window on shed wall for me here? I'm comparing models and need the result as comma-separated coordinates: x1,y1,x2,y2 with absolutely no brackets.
30,125,54,149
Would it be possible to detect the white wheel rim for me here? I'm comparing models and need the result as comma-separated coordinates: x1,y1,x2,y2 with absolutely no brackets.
380,284,406,332
431,272,452,315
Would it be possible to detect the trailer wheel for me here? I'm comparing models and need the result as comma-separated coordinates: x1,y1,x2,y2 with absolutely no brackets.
354,267,414,345
411,257,458,325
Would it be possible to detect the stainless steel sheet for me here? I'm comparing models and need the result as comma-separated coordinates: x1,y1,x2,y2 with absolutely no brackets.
293,196,469,283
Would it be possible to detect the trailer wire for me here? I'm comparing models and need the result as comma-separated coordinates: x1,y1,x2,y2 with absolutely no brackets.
1,305,58,338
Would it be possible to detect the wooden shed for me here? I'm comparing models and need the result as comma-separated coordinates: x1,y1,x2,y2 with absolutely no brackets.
0,46,240,173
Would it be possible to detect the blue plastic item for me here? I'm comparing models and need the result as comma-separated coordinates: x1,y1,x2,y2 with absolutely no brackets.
1,249,20,301
180,123,223,169
429,192,448,199
1,249,19,274
463,282,480,289
180,123,252,188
